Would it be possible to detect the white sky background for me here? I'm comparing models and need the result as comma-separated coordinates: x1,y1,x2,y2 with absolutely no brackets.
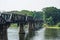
0,0,60,11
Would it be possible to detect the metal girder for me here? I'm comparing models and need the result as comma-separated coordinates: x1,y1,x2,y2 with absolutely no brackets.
0,16,6,24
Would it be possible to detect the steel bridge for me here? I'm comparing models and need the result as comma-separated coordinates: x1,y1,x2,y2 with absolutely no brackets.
0,13,43,40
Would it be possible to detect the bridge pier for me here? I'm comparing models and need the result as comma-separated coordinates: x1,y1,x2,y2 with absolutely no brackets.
32,23,35,30
19,23,25,34
29,22,35,32
0,25,8,40
3,29,8,40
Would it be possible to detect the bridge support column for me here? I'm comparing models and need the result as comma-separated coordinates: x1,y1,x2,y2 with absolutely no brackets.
0,25,8,40
32,23,35,30
3,29,8,40
19,23,25,34
29,22,35,32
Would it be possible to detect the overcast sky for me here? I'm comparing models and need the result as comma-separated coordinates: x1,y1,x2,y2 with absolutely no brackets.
0,0,60,11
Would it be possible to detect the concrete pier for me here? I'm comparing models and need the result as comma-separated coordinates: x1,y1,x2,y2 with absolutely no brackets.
29,22,34,32
19,23,25,34
0,25,8,40
3,29,8,40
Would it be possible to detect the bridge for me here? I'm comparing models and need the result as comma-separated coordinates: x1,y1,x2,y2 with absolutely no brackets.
0,13,43,40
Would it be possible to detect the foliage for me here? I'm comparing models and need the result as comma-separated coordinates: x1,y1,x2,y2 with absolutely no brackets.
20,10,34,16
42,7,60,25
33,11,43,20
10,23,18,28
56,23,60,27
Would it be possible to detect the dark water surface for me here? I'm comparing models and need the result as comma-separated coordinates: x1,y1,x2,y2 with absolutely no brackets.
7,28,60,40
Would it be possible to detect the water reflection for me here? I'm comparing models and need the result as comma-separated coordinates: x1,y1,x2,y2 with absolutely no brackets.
45,28,60,40
25,30,35,40
19,30,35,40
19,34,25,40
8,28,60,40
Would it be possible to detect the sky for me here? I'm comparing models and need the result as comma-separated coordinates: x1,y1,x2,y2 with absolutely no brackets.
0,0,60,11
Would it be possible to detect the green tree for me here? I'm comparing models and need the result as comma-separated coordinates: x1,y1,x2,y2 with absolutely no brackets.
42,7,60,25
20,10,34,16
33,11,43,20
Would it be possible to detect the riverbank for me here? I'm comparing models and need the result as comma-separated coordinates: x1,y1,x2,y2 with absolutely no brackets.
43,24,60,29
45,27,60,29
10,24,18,28
45,25,60,29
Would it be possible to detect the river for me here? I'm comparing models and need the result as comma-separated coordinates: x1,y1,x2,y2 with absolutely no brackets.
7,28,60,40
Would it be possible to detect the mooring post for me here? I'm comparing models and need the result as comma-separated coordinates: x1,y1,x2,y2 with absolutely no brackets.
0,25,8,40
19,23,25,34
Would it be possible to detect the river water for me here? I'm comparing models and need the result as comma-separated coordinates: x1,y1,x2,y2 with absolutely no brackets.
7,28,60,40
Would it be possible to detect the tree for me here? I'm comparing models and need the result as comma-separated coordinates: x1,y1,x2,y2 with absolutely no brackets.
20,10,34,16
42,7,60,25
33,11,43,20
